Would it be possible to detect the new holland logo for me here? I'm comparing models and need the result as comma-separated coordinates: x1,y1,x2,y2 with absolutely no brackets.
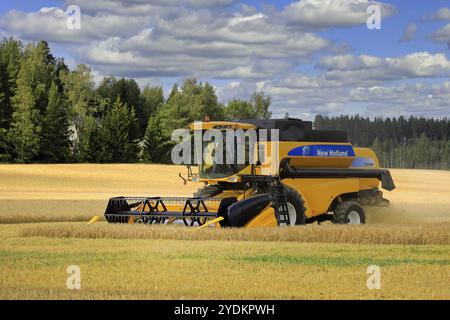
302,145,310,156
288,145,356,157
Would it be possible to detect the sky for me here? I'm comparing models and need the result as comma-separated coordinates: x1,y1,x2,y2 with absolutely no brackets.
0,0,449,119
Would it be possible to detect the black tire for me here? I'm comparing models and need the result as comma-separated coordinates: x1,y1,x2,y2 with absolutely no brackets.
332,201,366,224
284,186,306,225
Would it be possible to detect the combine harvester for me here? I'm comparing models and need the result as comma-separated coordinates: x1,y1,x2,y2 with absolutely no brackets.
104,118,395,228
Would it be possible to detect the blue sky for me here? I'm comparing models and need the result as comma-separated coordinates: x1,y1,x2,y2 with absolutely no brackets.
0,0,449,119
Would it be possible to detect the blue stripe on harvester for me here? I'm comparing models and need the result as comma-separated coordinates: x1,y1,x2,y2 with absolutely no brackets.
288,145,356,157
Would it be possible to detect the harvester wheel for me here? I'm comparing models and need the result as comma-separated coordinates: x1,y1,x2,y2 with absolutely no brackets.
284,186,306,225
332,201,366,225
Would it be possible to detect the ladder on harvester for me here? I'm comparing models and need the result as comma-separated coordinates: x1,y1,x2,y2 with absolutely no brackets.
240,175,291,226
269,178,290,226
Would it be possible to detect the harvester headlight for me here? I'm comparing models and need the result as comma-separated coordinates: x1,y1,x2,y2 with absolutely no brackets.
228,177,238,183
192,176,200,182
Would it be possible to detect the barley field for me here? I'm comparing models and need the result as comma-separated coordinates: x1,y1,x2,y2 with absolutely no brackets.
0,164,449,299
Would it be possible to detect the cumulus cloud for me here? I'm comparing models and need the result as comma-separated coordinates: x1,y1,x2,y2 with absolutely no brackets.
431,23,450,47
0,2,331,79
424,8,450,47
71,9,330,79
400,23,417,42
59,0,237,15
282,0,396,30
0,7,150,44
316,52,450,83
0,0,449,118
218,51,450,118
218,78,450,119
349,82,450,116
424,7,450,21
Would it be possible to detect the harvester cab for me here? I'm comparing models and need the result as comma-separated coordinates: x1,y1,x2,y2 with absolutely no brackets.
104,118,395,227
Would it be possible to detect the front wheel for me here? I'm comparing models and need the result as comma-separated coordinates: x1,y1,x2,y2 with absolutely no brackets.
285,186,306,225
332,201,366,225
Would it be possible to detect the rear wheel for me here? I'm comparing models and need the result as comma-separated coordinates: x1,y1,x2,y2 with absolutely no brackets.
332,201,366,225
284,186,306,225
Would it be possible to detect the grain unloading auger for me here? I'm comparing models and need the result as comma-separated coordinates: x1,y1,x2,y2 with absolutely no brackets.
104,118,395,228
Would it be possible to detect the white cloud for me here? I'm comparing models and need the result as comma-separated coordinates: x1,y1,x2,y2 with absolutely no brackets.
218,78,450,119
229,13,267,26
0,3,331,79
60,0,237,15
424,7,450,21
349,82,450,116
0,7,150,44
386,52,450,77
186,0,237,8
400,23,417,42
1,0,449,118
218,51,450,117
317,52,450,83
431,23,450,46
282,0,396,30
71,8,330,79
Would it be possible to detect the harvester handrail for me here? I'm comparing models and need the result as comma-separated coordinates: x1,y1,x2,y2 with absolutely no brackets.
109,196,223,202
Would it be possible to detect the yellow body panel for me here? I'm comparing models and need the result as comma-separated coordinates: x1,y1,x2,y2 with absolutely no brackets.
245,206,278,227
352,147,381,189
282,178,360,218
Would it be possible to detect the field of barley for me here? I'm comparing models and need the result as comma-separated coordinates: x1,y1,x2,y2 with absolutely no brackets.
0,164,449,299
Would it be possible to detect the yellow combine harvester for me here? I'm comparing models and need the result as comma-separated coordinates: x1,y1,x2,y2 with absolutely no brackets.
104,118,395,227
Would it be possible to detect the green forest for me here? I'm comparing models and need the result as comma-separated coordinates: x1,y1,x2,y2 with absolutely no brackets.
315,115,450,170
0,38,270,164
0,38,449,169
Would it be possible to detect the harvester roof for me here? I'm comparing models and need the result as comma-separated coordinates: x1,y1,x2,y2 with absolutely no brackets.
234,118,349,142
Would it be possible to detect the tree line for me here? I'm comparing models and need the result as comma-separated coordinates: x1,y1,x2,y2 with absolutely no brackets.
0,38,271,164
1,37,448,169
315,115,450,169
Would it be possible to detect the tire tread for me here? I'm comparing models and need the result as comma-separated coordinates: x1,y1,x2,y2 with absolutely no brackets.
332,200,366,224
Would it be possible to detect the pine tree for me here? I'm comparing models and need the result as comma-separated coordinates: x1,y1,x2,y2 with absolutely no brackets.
40,82,70,162
20,42,55,115
0,37,22,130
99,97,139,162
167,84,178,102
8,80,40,163
250,92,271,119
141,85,164,118
143,114,171,163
